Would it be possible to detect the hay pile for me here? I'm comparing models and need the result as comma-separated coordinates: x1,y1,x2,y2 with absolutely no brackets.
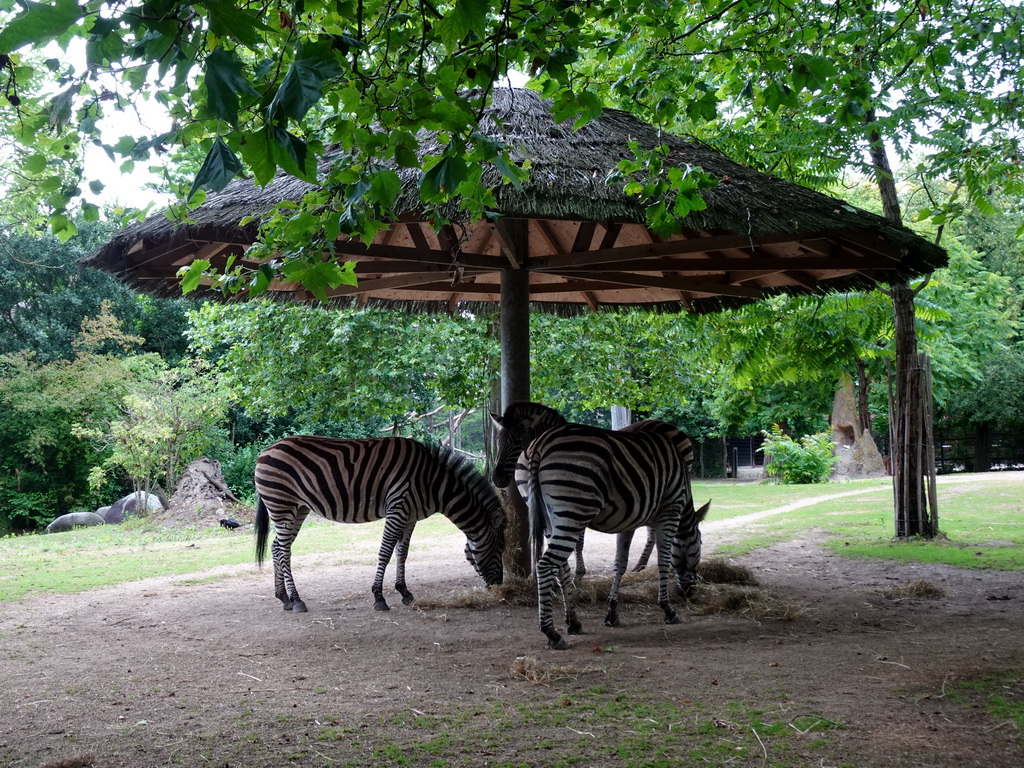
417,558,804,621
871,579,947,599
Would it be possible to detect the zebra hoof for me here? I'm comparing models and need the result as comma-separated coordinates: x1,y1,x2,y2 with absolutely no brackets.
401,595,415,606
373,599,390,611
664,612,680,625
548,636,570,651
567,619,583,635
291,600,308,614
604,614,620,628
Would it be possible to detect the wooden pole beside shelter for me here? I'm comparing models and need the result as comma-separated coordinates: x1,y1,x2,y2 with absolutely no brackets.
82,89,949,565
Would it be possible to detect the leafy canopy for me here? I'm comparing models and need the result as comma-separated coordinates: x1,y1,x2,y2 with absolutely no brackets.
2,0,1021,277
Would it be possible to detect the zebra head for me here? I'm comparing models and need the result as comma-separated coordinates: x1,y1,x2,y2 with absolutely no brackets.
489,401,566,488
464,525,505,587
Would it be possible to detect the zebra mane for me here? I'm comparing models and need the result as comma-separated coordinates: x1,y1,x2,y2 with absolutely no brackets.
431,444,506,529
501,401,567,428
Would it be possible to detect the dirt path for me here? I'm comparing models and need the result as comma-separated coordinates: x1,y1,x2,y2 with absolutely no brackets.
1,479,1022,768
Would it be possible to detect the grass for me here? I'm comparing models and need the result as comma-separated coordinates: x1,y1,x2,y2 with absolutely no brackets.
0,473,1020,602
284,687,845,768
706,473,1024,570
944,669,1024,735
0,513,460,602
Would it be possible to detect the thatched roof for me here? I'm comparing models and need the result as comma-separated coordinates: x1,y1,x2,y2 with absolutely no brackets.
84,88,946,314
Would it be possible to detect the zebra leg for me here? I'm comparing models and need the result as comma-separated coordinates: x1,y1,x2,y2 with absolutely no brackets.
272,510,309,613
655,522,681,625
573,533,587,579
558,561,583,635
394,522,416,606
536,549,571,650
372,516,407,612
631,527,657,572
605,529,636,627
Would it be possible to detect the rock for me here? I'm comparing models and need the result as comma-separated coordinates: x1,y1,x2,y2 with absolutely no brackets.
46,512,106,533
102,492,165,524
831,373,887,480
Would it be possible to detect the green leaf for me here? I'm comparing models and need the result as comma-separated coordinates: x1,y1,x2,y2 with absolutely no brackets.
240,128,278,186
267,40,343,125
434,0,490,51
204,47,258,126
179,260,212,294
369,169,403,207
0,0,84,52
22,154,47,174
205,0,273,49
189,138,244,199
281,260,354,303
420,155,469,198
81,202,100,222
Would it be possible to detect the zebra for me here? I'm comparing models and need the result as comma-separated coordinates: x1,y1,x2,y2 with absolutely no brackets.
502,413,701,649
491,402,705,585
254,435,505,613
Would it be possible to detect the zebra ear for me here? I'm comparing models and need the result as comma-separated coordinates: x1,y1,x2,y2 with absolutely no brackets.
489,412,503,429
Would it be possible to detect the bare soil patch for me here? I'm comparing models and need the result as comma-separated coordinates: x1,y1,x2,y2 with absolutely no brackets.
1,508,1022,767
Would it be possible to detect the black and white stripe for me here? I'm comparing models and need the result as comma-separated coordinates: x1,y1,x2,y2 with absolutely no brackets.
498,408,701,649
492,403,708,586
254,436,505,613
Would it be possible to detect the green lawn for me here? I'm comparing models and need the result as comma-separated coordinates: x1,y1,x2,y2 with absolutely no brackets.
1,473,1021,602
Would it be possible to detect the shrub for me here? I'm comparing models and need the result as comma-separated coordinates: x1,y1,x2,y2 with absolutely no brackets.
760,425,838,484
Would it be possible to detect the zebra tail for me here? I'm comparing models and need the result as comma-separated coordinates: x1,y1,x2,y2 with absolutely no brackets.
528,464,546,571
255,495,270,568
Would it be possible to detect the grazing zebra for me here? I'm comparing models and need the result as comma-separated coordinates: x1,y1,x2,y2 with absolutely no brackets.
506,415,700,649
631,499,712,582
254,436,505,613
491,403,706,585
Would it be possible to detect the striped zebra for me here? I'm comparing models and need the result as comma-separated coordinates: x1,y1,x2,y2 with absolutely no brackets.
491,403,706,585
495,406,701,649
254,436,505,613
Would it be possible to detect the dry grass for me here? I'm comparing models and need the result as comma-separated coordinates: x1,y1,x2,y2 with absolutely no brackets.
686,583,805,620
871,579,947,600
699,558,759,586
415,558,802,620
509,655,605,685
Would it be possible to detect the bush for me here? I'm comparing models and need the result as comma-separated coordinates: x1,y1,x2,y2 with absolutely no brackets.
760,425,838,484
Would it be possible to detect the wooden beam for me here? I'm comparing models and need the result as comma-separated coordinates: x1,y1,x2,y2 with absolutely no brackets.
533,253,896,274
526,231,828,271
331,240,506,270
492,218,529,268
553,270,766,299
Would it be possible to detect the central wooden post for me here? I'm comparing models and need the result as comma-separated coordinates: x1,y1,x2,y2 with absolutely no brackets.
500,265,532,578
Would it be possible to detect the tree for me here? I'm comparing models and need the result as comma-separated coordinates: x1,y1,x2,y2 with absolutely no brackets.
0,219,193,363
79,359,231,508
5,1,1021,539
0,302,151,531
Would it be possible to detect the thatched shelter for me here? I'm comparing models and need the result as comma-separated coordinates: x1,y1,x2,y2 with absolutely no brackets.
85,88,947,570
85,88,945,314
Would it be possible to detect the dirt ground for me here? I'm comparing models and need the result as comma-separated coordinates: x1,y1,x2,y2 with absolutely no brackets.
1,481,1022,768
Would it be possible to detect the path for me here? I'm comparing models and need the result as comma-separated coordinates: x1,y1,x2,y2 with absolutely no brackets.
703,469,1024,533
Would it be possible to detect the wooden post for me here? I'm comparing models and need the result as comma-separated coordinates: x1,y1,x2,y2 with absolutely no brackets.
500,263,532,579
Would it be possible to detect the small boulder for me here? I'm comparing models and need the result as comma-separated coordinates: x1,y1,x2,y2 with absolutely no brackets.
46,512,106,534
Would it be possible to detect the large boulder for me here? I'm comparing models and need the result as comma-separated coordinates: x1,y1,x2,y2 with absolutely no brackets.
101,492,165,524
46,511,106,533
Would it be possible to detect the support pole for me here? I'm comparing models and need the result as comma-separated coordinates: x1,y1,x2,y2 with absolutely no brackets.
499,265,532,579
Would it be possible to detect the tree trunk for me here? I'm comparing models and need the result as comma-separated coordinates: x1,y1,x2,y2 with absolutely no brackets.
855,358,873,436
869,118,938,539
